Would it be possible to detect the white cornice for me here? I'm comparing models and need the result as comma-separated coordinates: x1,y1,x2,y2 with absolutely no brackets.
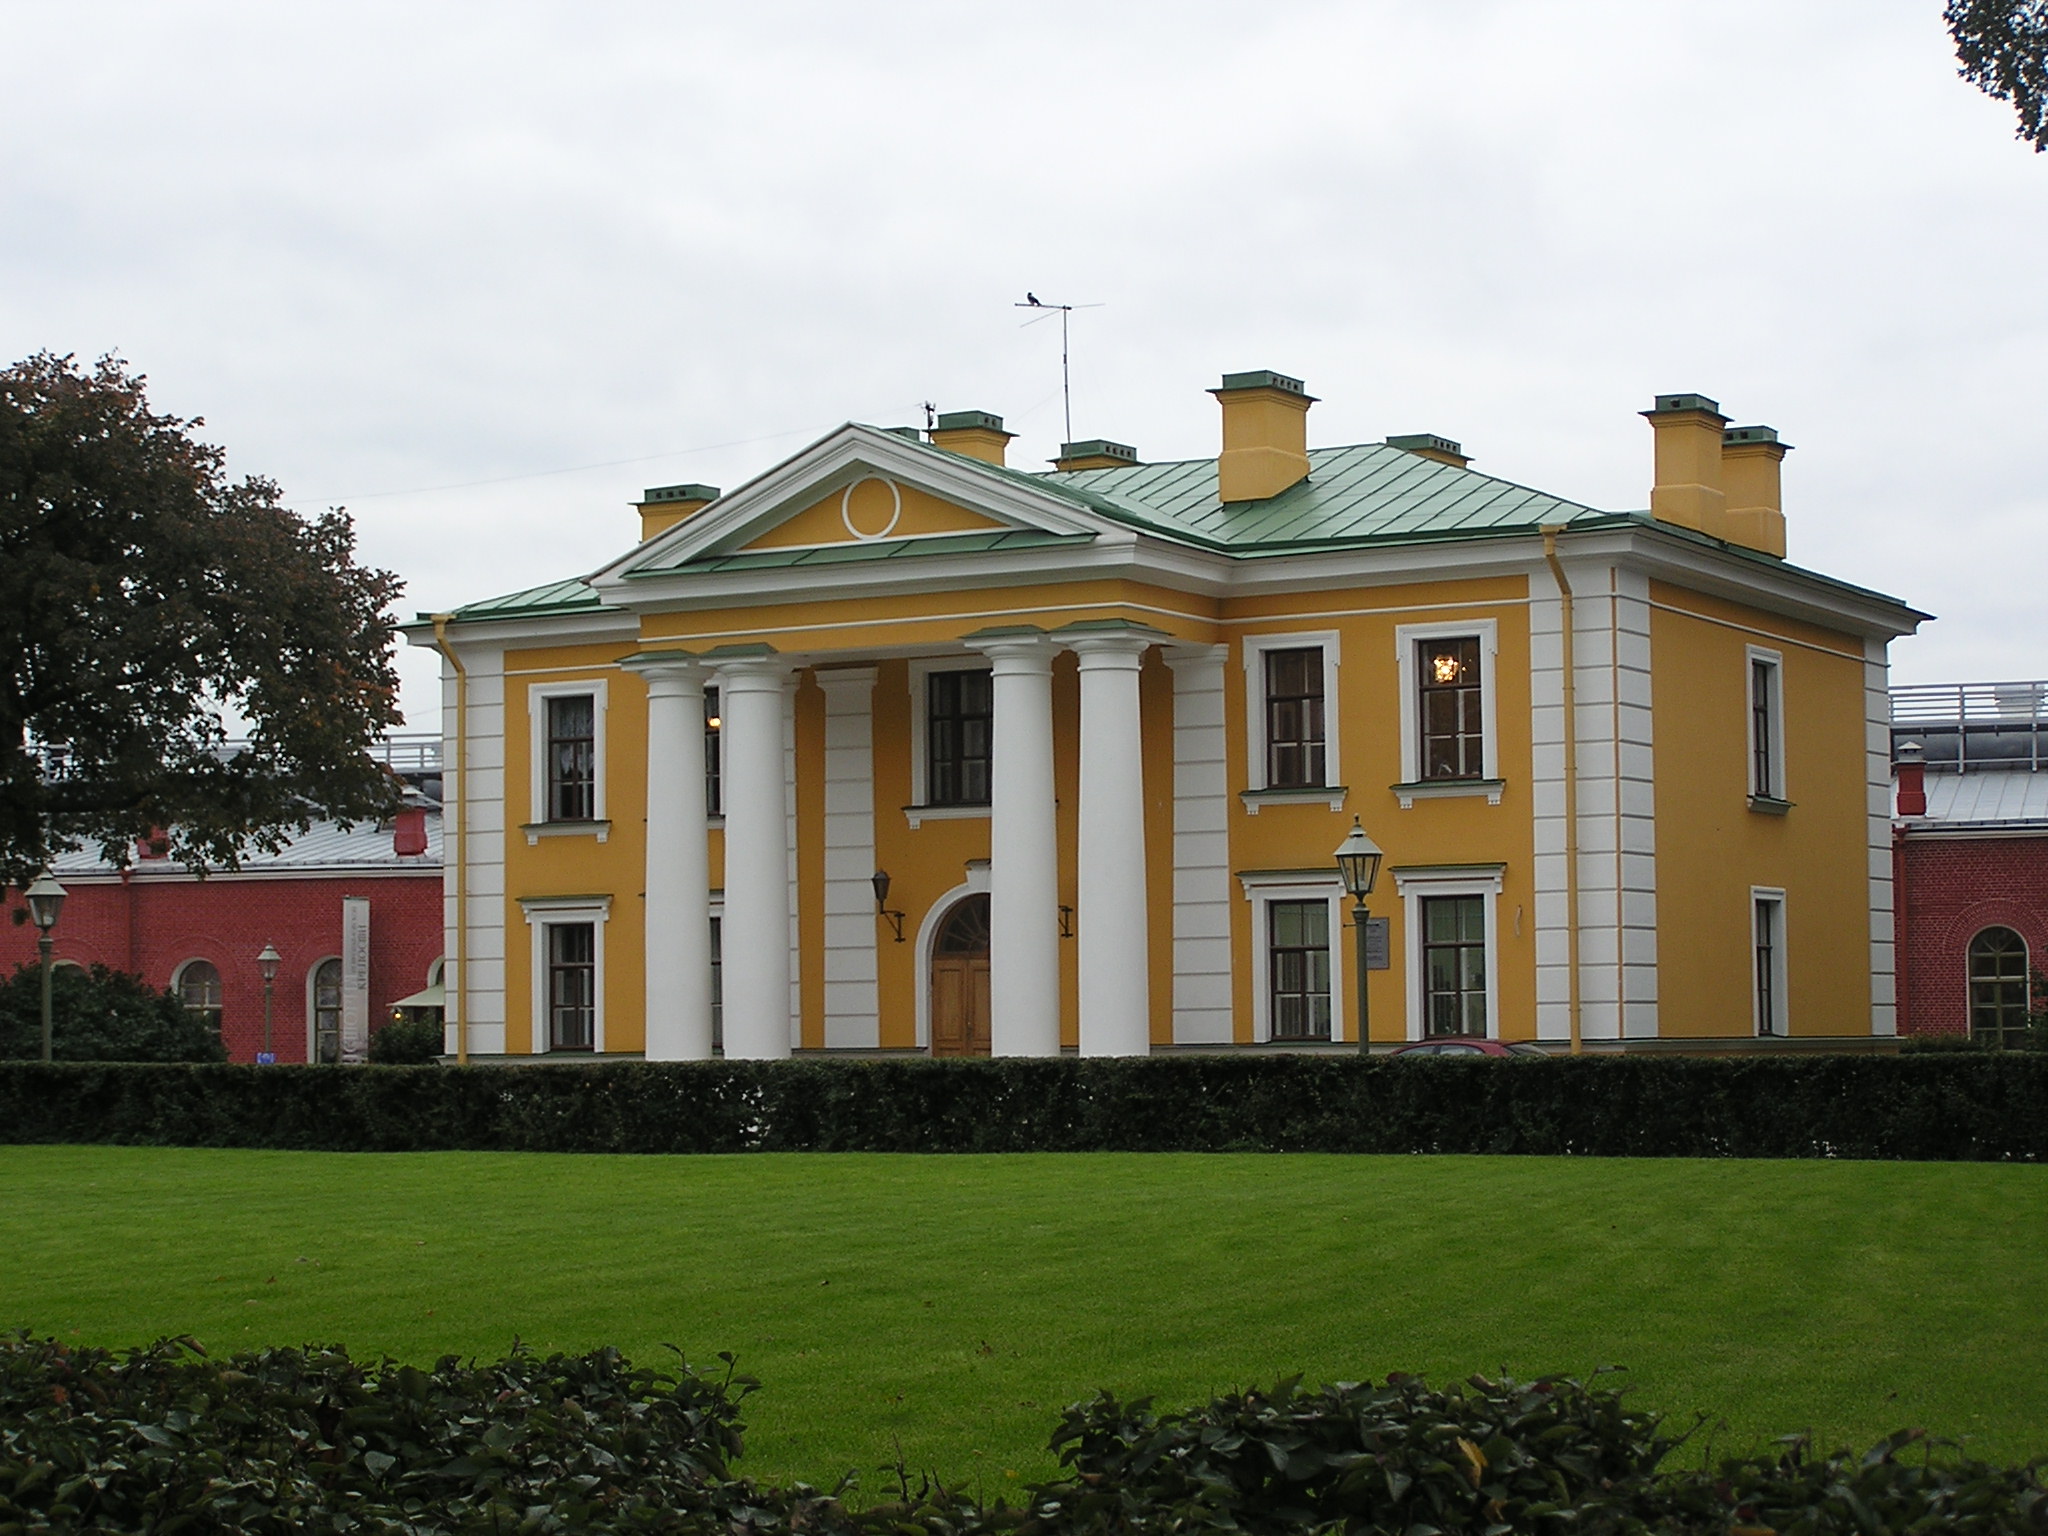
401,609,637,651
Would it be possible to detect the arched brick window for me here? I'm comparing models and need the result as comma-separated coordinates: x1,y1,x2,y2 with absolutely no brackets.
174,960,222,1031
1967,927,2031,1048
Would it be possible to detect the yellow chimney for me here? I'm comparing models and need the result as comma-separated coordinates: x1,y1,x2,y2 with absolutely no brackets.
1386,433,1471,469
1641,393,1730,537
1052,438,1140,472
1211,370,1315,502
1721,425,1790,558
929,409,1015,466
636,483,720,543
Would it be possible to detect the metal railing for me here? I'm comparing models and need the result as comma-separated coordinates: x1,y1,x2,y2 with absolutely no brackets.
1891,681,2047,773
30,733,443,779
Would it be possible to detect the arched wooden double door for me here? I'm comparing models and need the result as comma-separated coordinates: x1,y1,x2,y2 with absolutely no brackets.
930,894,991,1058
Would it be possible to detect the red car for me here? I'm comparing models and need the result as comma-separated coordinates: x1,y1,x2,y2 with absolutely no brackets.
1386,1037,1548,1057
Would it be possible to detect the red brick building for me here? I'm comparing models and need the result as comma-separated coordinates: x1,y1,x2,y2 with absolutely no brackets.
1892,683,2048,1043
2,741,444,1063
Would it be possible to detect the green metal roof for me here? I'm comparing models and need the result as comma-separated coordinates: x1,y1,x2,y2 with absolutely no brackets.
451,576,603,619
1034,442,1612,553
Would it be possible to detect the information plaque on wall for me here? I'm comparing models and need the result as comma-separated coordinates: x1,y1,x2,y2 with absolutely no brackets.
340,895,371,1063
1364,917,1391,970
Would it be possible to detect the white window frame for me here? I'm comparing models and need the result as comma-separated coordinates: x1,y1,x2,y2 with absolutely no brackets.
521,895,613,1055
1746,646,1787,803
906,657,993,823
1392,866,1505,1040
1751,887,1788,1037
527,678,610,839
1240,630,1343,805
1394,619,1500,800
1237,870,1349,1043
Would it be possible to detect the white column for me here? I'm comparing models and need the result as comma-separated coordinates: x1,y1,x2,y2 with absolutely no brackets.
628,656,713,1060
1070,632,1154,1057
816,667,881,1048
713,654,794,1059
971,634,1062,1056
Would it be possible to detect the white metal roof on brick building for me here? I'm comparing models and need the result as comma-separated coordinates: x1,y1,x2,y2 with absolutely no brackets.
1900,771,2048,828
44,812,442,878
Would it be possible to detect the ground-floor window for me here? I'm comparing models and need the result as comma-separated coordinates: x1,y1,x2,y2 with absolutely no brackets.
312,958,342,1063
709,915,723,1055
175,960,223,1032
1420,895,1486,1036
1753,891,1787,1036
1968,925,2030,1048
548,922,596,1051
1268,900,1331,1040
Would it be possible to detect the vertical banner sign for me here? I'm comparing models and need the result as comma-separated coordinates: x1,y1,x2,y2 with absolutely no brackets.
341,895,372,1063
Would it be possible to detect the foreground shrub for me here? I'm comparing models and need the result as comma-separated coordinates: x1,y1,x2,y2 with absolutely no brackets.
368,1016,442,1063
2,1338,2041,1536
1,1052,2045,1159
0,962,226,1062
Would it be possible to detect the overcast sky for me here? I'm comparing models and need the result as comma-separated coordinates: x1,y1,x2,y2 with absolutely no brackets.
5,0,2043,727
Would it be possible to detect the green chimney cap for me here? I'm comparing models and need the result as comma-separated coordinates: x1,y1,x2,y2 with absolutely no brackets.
934,409,1011,435
640,483,720,505
1646,393,1726,419
1058,439,1139,464
1214,370,1313,399
1386,433,1465,458
1724,424,1790,449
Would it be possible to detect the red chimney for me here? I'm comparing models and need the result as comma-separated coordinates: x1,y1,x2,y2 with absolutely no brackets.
1894,741,1927,818
393,805,429,857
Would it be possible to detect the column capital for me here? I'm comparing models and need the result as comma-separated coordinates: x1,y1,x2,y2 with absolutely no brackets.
708,647,793,690
1057,621,1169,667
620,649,705,689
966,627,1055,671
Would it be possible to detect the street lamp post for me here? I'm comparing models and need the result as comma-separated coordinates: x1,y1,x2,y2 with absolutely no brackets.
24,875,68,1064
1333,819,1383,1056
256,943,282,1064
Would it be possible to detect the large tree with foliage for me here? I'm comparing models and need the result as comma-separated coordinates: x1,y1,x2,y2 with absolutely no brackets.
0,352,403,887
1948,0,2048,150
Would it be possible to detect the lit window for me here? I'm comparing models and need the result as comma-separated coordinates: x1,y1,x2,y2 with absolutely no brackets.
1968,926,2030,1048
546,695,596,822
548,922,596,1052
927,669,992,806
704,687,722,817
1263,648,1326,789
1421,896,1486,1035
1418,637,1484,781
1267,900,1332,1040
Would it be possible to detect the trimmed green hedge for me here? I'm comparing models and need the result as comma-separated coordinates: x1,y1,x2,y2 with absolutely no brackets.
0,1053,2043,1159
4,1337,2043,1535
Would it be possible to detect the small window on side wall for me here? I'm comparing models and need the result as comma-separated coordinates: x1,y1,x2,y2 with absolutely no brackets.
1753,892,1787,1036
1264,648,1326,789
1417,637,1484,781
546,694,596,822
1267,900,1331,1039
547,922,596,1052
1747,648,1786,803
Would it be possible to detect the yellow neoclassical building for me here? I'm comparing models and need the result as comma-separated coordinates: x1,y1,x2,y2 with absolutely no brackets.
407,373,1925,1060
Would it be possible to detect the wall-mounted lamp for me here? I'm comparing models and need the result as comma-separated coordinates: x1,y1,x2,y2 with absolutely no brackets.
1058,904,1075,939
871,870,906,943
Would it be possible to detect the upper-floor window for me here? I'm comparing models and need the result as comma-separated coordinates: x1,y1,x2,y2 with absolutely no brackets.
1394,621,1496,792
526,680,609,836
1968,926,2030,1048
927,668,993,806
1242,632,1341,796
1264,647,1326,788
1748,648,1786,802
1418,637,1484,781
704,686,722,817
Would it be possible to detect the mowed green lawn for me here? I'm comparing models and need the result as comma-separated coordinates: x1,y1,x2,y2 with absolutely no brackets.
1,1147,2042,1487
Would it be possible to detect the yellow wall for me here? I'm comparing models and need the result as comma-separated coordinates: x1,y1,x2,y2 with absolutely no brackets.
741,481,1007,550
1649,582,1871,1037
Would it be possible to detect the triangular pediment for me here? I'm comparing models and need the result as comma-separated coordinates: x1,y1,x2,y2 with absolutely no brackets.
589,423,1114,589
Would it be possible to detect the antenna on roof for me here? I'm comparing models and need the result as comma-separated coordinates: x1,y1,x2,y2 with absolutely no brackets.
1016,294,1103,446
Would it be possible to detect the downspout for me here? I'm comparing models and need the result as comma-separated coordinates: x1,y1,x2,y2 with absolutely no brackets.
1541,528,1583,1056
431,615,469,1066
